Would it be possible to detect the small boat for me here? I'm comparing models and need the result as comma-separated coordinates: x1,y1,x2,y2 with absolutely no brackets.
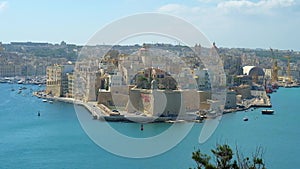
243,117,248,121
42,99,48,102
272,83,279,89
262,109,274,115
92,115,98,119
166,120,176,123
266,87,273,93
48,100,53,104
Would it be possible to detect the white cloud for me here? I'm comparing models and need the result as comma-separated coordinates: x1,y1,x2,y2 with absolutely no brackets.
0,1,8,11
157,0,296,16
197,0,224,3
157,4,185,13
157,4,201,14
198,0,214,3
217,0,295,14
155,1,300,50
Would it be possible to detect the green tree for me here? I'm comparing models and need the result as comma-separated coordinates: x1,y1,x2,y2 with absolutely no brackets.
191,144,266,169
136,75,150,89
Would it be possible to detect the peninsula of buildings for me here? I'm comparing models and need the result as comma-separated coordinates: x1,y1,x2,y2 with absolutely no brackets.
1,41,300,122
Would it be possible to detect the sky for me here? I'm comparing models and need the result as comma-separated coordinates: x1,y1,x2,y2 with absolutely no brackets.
0,0,299,50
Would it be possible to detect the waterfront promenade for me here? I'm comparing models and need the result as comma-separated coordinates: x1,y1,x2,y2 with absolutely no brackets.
33,89,272,123
33,92,104,119
33,92,198,123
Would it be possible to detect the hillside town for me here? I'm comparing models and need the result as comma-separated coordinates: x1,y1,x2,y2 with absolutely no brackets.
1,41,300,121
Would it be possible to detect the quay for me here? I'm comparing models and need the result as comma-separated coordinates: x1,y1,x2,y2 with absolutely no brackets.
33,91,202,123
224,90,272,114
33,89,273,122
34,90,273,122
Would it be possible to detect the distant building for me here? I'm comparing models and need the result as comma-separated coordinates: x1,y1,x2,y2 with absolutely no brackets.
67,73,74,98
133,67,177,90
243,66,265,84
235,85,252,100
0,63,17,77
73,60,98,101
263,68,272,80
233,75,252,86
46,64,74,97
118,55,144,85
291,70,300,82
109,72,123,86
193,68,211,90
225,90,237,109
176,68,196,90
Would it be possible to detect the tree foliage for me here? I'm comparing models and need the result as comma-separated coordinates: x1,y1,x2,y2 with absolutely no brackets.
191,144,266,169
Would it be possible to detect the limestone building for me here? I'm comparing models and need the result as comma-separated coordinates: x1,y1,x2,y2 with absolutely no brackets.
46,64,74,97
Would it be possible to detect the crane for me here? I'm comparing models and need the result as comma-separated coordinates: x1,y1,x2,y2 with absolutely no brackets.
270,48,278,83
285,55,292,84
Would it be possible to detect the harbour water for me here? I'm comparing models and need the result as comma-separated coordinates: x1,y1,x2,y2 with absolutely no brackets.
0,83,300,169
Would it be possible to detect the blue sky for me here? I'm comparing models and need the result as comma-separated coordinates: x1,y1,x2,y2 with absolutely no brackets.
0,0,299,50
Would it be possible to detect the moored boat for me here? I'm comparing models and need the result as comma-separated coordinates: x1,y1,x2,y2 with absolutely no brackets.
266,87,273,93
272,83,279,89
262,109,274,115
17,80,24,84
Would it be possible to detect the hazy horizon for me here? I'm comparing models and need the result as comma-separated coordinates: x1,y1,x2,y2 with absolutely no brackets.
1,0,299,50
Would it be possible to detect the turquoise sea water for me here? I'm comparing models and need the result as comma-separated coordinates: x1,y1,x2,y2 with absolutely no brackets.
0,83,300,169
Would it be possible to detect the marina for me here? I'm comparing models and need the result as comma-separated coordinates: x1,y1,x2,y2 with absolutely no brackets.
0,76,46,85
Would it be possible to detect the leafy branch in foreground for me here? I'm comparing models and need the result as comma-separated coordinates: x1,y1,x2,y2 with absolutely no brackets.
190,144,266,169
